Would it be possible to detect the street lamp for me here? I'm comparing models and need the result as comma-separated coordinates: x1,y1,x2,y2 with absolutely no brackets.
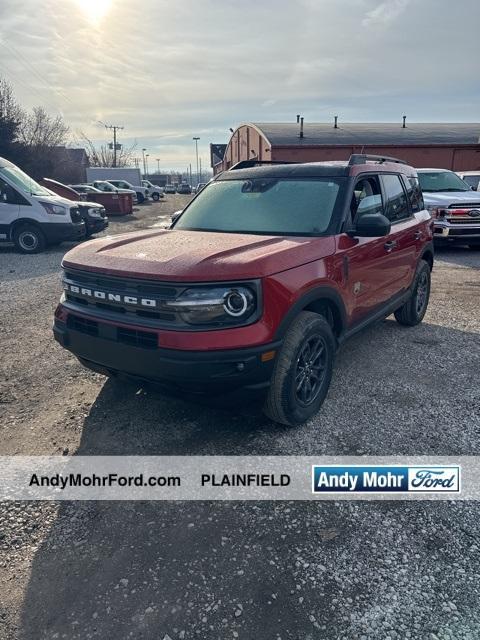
145,154,150,178
156,158,160,174
142,148,147,176
193,137,200,187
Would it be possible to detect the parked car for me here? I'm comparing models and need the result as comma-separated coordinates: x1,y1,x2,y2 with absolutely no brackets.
164,184,177,194
142,180,164,201
195,183,207,193
90,180,138,204
71,184,133,216
54,154,433,425
39,178,108,238
0,156,85,253
456,171,480,191
417,168,480,247
176,183,192,194
106,179,149,204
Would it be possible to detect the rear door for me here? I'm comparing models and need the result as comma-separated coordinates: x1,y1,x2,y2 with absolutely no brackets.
379,173,419,296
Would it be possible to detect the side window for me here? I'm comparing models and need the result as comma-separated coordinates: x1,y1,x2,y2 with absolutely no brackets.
0,179,29,206
403,176,424,213
381,174,410,223
351,176,383,221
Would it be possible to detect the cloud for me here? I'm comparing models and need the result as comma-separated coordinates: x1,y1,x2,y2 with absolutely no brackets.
362,0,411,27
0,0,478,169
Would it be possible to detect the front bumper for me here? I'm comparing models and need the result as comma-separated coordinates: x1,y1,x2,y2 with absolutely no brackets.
433,221,480,242
85,217,108,234
40,222,86,243
53,316,279,392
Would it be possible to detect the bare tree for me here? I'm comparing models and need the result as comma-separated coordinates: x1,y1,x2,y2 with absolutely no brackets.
19,106,69,149
77,132,137,168
0,78,24,158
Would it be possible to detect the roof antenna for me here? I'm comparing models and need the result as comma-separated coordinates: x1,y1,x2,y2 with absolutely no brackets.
402,115,407,128
299,116,304,138
334,115,338,129
296,114,300,123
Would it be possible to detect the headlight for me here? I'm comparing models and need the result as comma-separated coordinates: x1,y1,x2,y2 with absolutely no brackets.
165,285,257,326
88,207,103,217
39,201,67,215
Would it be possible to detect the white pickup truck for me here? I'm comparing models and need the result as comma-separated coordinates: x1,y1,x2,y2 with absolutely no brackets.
107,180,149,204
142,180,164,201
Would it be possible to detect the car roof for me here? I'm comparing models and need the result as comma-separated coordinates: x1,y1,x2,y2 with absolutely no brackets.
218,160,415,181
417,168,453,172
457,170,480,175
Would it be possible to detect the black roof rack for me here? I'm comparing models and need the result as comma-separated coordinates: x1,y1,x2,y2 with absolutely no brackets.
229,159,298,171
348,153,408,166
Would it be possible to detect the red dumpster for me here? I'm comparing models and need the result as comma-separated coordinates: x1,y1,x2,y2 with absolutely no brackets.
68,182,133,215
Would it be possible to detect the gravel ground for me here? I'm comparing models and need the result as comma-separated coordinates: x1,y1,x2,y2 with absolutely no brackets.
0,200,479,639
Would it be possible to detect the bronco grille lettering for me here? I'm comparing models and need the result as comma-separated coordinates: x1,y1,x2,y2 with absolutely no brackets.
64,283,157,308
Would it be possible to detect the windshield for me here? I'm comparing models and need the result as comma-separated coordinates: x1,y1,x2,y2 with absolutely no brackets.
0,165,51,196
174,177,345,236
418,171,470,192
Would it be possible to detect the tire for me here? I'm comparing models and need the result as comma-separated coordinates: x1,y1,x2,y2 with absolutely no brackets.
136,192,145,204
394,259,431,326
152,192,160,201
263,311,336,426
13,224,47,254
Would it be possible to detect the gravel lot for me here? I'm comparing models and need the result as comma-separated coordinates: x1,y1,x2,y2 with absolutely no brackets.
0,198,479,639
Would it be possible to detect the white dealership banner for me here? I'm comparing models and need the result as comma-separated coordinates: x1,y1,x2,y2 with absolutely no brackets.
0,456,476,501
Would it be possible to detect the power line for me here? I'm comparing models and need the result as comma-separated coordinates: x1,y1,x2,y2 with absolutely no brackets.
102,123,124,167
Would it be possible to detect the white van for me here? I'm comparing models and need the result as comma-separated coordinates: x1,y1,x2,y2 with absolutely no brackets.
0,157,85,253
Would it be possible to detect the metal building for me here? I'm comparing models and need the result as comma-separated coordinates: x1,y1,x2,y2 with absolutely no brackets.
212,121,480,174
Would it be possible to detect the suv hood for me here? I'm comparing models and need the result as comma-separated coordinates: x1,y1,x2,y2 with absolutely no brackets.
62,229,336,281
423,190,480,207
32,194,79,208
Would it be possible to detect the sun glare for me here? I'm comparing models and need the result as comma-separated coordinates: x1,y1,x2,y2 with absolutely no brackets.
74,0,113,25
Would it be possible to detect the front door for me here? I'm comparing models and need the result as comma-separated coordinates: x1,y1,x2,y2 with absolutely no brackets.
0,179,19,241
338,174,397,325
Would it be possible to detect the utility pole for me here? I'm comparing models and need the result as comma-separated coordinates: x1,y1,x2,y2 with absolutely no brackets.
104,124,124,167
189,163,192,186
156,158,160,174
192,137,200,186
145,154,150,178
199,157,202,183
142,148,147,177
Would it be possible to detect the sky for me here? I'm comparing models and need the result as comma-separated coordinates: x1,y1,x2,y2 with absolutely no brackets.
0,0,478,171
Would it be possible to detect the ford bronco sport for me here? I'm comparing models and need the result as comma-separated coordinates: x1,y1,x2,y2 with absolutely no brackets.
53,154,434,426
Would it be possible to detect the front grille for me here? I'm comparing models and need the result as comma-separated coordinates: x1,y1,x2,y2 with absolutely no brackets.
64,270,180,297
70,207,82,223
445,218,480,224
67,315,98,337
63,269,186,327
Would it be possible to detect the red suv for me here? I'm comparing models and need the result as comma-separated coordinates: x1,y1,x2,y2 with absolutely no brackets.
53,155,433,425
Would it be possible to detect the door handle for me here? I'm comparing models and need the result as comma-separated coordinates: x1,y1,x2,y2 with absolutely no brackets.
384,240,397,252
414,230,423,240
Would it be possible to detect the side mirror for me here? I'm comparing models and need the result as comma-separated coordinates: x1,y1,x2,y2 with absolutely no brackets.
349,213,391,238
170,210,183,226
